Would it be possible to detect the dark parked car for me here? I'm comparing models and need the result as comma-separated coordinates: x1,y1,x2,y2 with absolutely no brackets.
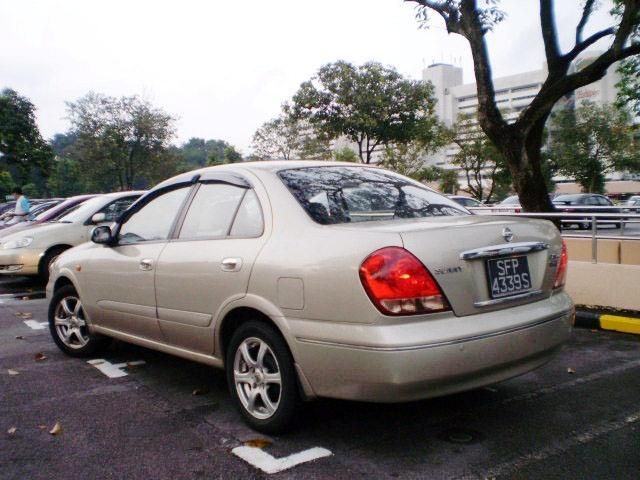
0,199,63,229
552,194,621,229
448,195,483,208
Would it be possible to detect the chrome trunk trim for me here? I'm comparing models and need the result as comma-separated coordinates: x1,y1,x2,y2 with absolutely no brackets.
460,241,549,260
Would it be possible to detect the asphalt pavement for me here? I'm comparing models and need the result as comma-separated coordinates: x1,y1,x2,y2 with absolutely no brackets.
1,279,639,479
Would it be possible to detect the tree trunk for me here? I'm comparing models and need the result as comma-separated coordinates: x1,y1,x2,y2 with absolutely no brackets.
494,117,557,223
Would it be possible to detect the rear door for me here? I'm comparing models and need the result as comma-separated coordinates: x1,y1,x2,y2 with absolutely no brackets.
155,181,267,353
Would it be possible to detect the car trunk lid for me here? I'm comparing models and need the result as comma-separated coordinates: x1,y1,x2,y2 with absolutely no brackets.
338,215,562,317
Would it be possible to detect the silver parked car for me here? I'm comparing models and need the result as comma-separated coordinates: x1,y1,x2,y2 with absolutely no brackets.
0,192,143,279
47,162,573,433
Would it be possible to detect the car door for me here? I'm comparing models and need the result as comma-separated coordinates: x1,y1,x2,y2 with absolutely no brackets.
82,187,192,340
154,181,267,353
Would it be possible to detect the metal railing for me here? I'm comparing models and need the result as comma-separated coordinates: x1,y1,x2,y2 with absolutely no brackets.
467,207,640,263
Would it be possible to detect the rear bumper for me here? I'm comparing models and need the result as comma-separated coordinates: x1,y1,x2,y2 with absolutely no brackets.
289,292,573,402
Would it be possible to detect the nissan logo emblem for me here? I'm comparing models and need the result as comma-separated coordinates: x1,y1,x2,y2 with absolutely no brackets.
502,227,514,242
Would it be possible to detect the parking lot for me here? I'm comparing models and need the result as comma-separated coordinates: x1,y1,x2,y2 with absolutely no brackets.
1,277,639,479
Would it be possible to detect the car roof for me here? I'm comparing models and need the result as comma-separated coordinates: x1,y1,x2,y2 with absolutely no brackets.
153,161,382,190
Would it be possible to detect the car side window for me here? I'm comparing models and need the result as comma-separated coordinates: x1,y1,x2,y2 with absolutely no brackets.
230,189,264,237
178,184,246,239
584,196,598,206
119,188,190,244
97,198,137,222
597,196,611,206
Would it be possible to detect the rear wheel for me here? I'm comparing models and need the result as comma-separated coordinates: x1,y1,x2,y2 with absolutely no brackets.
226,321,300,434
577,220,590,230
48,285,110,357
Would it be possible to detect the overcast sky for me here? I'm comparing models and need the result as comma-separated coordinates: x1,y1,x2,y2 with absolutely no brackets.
0,0,616,153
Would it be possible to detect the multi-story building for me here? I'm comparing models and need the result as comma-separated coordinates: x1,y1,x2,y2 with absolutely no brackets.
422,52,636,195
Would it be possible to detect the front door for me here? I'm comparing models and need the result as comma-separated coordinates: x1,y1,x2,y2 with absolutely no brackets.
82,187,192,340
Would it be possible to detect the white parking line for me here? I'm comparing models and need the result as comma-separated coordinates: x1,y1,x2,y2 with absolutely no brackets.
24,320,48,330
232,446,332,474
87,359,146,378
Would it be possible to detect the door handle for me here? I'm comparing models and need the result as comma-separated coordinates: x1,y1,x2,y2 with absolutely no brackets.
221,257,242,272
139,259,154,271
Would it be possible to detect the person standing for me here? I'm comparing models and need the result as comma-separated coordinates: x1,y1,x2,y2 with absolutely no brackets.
12,187,31,222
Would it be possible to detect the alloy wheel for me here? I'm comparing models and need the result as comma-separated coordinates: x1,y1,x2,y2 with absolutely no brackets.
53,296,89,349
233,337,282,420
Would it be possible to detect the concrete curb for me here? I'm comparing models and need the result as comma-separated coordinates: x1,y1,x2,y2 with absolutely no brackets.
575,310,640,335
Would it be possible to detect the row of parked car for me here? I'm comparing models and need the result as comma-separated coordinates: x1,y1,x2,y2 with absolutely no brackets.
448,193,640,229
0,191,144,280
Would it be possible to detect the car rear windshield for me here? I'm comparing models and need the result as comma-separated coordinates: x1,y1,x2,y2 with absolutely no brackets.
278,166,469,225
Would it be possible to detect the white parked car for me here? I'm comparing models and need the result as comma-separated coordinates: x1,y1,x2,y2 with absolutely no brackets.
0,191,143,279
47,162,573,433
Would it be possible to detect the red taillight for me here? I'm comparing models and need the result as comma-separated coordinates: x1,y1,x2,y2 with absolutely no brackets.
359,247,449,316
554,240,568,289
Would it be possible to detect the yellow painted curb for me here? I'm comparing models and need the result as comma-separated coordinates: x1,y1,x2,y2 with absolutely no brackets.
600,315,640,335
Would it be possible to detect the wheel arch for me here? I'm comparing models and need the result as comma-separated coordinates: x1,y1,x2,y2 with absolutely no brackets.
218,304,316,401
39,244,74,271
52,275,76,294
219,306,288,362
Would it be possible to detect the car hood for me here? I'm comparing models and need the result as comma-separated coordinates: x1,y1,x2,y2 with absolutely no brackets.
0,222,76,245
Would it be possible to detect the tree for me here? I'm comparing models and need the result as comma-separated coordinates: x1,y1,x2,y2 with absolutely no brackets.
47,157,86,197
409,0,640,212
548,102,639,193
207,144,243,166
450,114,511,203
67,93,176,190
291,61,440,163
616,56,640,117
252,112,331,161
0,170,15,199
0,88,53,187
179,138,228,169
438,169,460,194
615,0,640,117
333,147,359,162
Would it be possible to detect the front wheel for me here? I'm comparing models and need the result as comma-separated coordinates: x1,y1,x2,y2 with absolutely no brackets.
39,247,67,282
48,285,110,357
226,321,300,434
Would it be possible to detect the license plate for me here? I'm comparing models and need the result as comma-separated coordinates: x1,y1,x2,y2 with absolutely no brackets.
486,256,532,299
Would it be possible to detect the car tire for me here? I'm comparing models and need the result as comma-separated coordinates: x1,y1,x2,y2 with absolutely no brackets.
48,284,110,357
226,321,300,434
39,247,68,283
577,220,590,230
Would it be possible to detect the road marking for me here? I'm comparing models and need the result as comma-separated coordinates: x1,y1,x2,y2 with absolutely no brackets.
460,410,640,480
87,359,146,378
232,446,332,474
24,320,48,330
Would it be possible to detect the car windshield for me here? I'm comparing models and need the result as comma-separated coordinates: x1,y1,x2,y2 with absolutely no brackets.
56,196,116,223
35,197,88,222
278,166,469,225
499,195,520,205
553,194,584,204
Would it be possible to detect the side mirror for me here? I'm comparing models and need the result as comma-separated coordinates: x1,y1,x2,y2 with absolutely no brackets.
91,226,113,245
91,212,107,224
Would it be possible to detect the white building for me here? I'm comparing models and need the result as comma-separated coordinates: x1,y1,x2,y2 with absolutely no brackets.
422,52,623,187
